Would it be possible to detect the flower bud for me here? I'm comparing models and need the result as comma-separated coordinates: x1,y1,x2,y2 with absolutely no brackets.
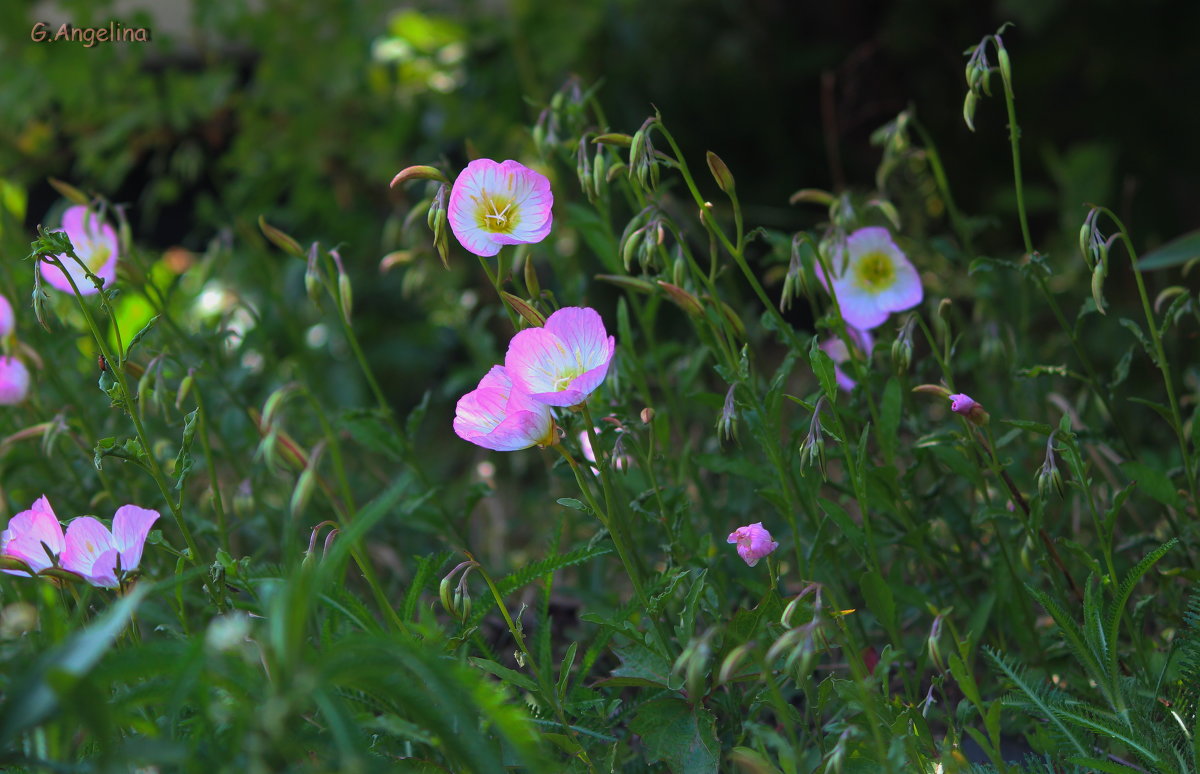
523,255,540,299
338,273,353,323
591,148,607,198
175,370,195,411
659,281,703,318
788,188,836,207
963,91,978,132
717,384,738,441
706,151,735,195
948,393,989,426
1091,262,1107,315
389,165,448,188
1037,431,1065,500
304,242,323,305
640,407,654,424
593,133,633,147
912,383,952,399
48,177,89,206
891,315,916,375
500,291,547,327
576,137,595,202
258,216,304,258
717,641,756,686
798,397,827,478
997,47,1012,85
1078,212,1095,269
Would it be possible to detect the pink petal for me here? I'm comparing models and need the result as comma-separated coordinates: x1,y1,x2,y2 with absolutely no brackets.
83,548,120,588
112,505,159,572
42,206,119,296
0,356,30,405
505,327,572,396
0,294,13,339
447,159,553,257
452,365,553,451
830,275,889,330
543,307,614,373
61,517,115,578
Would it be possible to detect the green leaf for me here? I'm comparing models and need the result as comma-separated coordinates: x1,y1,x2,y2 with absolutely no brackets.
1137,227,1200,270
341,409,405,462
173,409,198,492
808,338,838,403
859,570,897,643
999,418,1054,436
602,641,678,689
127,314,159,355
1117,318,1161,368
467,657,539,693
556,497,588,512
629,698,719,774
0,584,150,744
1120,461,1182,508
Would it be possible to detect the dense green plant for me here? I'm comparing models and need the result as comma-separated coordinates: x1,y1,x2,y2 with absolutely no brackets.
0,12,1197,774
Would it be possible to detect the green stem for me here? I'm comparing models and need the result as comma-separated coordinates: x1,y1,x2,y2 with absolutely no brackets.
191,386,230,555
49,253,201,565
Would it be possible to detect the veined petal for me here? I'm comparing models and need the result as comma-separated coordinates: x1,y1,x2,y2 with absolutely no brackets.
62,517,116,579
543,307,614,373
831,275,889,330
505,327,573,396
43,206,120,296
453,365,553,451
112,505,159,572
872,258,923,314
86,549,120,588
448,159,553,257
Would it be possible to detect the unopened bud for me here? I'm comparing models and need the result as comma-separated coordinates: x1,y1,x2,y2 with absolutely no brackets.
1078,217,1094,269
576,137,594,201
593,133,633,147
48,177,89,206
304,243,323,305
338,273,353,323
963,91,978,132
389,165,448,188
788,188,836,207
500,291,547,327
948,393,989,426
523,256,540,299
658,281,703,318
175,371,194,411
1091,262,1107,315
640,407,654,424
706,151,735,195
997,47,1012,85
258,216,304,258
1037,431,1065,500
717,384,738,442
592,149,607,197
718,641,756,686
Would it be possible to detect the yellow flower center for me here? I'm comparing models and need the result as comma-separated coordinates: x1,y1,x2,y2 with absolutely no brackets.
853,251,895,291
476,191,518,234
87,244,111,272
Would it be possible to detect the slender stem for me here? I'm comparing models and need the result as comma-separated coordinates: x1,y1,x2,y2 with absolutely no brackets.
191,386,230,555
47,253,201,565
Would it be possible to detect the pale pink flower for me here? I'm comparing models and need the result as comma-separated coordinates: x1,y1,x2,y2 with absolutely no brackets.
818,227,922,331
727,522,779,567
453,365,555,451
0,294,13,339
0,356,30,405
0,496,65,575
505,306,615,407
42,205,119,295
61,505,160,588
447,159,553,257
819,327,873,391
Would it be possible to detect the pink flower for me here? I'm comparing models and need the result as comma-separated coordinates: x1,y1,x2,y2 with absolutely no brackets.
949,393,989,426
0,356,30,405
727,522,779,567
818,227,922,331
453,365,556,451
505,307,615,407
819,327,873,391
0,496,65,575
0,294,14,339
41,206,119,295
447,159,553,257
61,505,160,588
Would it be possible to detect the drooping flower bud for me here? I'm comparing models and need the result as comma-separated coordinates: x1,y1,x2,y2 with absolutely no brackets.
948,393,989,426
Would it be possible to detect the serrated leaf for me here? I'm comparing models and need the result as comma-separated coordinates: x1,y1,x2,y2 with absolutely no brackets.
629,698,719,774
601,642,677,689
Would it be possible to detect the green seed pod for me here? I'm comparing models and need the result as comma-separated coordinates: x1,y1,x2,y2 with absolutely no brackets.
997,47,1012,85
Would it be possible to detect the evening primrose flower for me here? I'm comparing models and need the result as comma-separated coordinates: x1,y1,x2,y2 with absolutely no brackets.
949,392,989,426
727,522,779,567
819,327,873,391
61,505,160,588
820,227,921,331
453,365,556,451
0,496,65,575
447,159,553,257
0,356,30,405
505,306,615,407
41,206,119,295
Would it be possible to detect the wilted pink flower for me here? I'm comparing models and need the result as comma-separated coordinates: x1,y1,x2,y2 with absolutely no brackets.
41,206,119,295
454,365,555,451
447,159,553,257
0,496,65,575
0,294,14,339
0,356,30,405
61,505,160,588
818,227,922,331
949,392,989,426
505,307,615,407
819,327,873,391
727,522,779,567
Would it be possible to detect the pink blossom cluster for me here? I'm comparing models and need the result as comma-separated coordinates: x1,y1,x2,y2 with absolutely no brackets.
817,227,923,390
454,307,616,451
0,496,158,588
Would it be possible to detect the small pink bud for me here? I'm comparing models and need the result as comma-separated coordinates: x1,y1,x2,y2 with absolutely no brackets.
726,522,779,567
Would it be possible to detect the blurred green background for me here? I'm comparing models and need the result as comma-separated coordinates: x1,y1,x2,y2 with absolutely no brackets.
1,0,1197,435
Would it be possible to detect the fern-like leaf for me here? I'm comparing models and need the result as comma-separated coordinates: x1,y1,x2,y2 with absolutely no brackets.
985,646,1089,757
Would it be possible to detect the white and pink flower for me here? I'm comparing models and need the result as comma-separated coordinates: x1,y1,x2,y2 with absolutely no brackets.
819,227,922,331
453,365,555,452
505,307,615,407
447,159,553,257
41,205,119,295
